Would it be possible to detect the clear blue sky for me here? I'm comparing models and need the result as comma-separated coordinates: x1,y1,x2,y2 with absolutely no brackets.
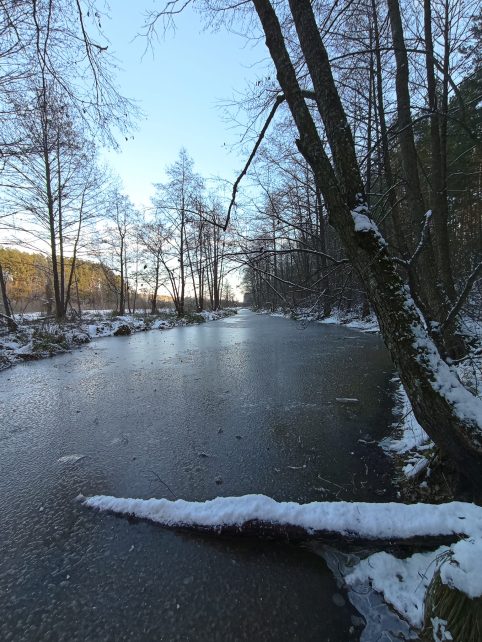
100,2,267,209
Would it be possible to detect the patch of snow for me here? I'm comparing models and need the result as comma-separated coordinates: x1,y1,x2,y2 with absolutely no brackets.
151,319,170,329
352,210,379,234
317,315,339,325
381,379,430,456
320,546,418,641
402,456,429,479
15,341,34,354
58,454,85,464
1,339,21,350
199,311,217,321
345,318,380,332
346,546,446,628
345,537,482,631
318,312,380,333
431,618,453,641
439,538,482,598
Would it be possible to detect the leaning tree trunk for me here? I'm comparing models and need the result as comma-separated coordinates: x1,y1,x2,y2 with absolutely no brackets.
252,0,482,487
423,0,456,303
386,0,450,326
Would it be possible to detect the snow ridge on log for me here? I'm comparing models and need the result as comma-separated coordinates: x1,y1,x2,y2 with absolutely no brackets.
80,494,482,545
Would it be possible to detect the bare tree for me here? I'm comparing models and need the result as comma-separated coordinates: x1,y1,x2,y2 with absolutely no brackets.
98,190,137,316
0,0,137,319
152,149,204,317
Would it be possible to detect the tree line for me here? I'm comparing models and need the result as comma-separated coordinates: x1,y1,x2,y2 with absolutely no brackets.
0,2,233,321
0,146,234,319
236,0,480,326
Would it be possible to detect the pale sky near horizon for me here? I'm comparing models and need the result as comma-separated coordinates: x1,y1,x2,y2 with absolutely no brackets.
100,2,268,210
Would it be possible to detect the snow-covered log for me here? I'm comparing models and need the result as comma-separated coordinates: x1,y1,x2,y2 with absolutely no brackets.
80,494,482,548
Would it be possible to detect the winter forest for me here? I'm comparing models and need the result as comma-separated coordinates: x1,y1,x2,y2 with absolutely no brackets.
0,1,481,641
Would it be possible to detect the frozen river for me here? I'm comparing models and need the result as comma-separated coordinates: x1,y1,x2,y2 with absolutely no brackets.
0,310,396,641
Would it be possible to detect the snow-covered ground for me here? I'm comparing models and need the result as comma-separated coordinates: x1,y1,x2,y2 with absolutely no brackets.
382,341,481,488
317,311,379,333
0,308,237,370
380,377,433,483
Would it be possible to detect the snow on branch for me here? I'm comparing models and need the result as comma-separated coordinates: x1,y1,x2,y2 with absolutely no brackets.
409,210,432,267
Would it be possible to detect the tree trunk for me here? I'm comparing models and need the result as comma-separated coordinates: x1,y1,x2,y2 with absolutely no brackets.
119,235,125,315
43,138,63,321
57,134,66,316
151,259,160,315
0,262,17,331
386,0,447,322
371,0,408,258
315,188,331,317
423,0,456,302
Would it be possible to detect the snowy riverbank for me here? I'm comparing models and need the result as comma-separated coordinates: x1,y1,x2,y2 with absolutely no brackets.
0,308,237,371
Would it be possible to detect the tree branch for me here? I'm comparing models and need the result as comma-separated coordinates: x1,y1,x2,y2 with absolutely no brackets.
442,262,482,330
224,89,317,231
409,210,432,267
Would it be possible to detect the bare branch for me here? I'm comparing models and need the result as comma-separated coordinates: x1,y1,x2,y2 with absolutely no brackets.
225,93,285,231
442,262,482,331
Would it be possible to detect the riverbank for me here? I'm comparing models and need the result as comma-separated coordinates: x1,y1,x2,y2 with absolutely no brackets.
262,305,481,493
0,308,237,371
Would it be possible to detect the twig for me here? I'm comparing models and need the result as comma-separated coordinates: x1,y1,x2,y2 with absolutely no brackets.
147,470,177,498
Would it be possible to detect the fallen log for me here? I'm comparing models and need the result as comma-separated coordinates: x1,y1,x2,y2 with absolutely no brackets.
79,493,482,550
